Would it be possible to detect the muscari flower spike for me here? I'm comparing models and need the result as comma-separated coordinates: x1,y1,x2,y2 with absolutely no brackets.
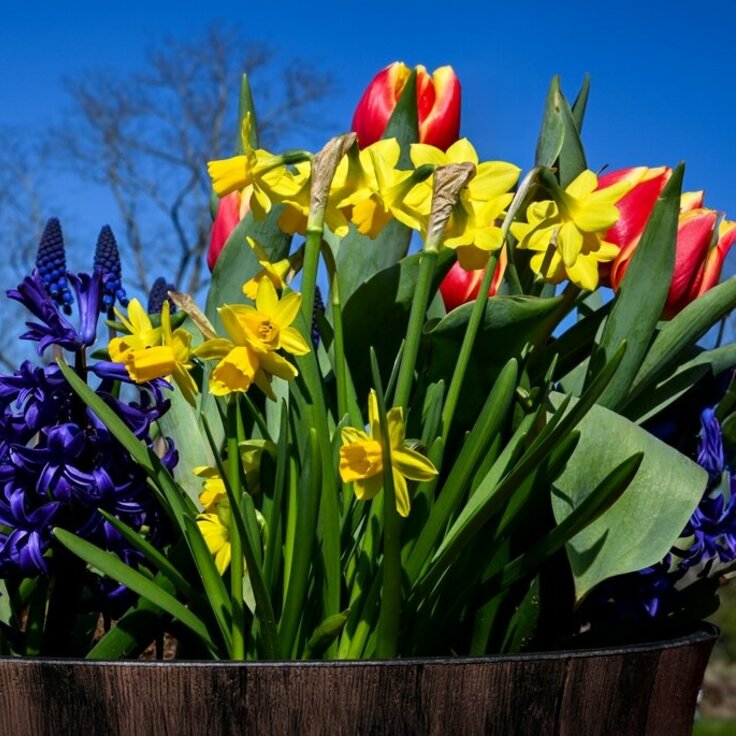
35,218,74,315
147,276,177,315
93,225,128,311
311,285,324,349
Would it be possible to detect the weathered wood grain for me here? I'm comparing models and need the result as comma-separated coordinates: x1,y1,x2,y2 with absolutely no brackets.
0,625,716,735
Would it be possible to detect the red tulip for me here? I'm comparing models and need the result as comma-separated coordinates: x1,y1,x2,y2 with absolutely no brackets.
352,62,461,151
207,190,248,272
664,212,736,317
610,207,736,318
439,250,507,311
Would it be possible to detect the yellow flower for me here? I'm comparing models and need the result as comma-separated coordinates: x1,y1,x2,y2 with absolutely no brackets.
242,237,291,301
120,302,198,404
409,139,520,268
108,299,161,364
195,473,232,574
347,139,429,238
511,170,632,290
207,112,293,219
194,279,309,398
339,390,438,517
268,160,353,238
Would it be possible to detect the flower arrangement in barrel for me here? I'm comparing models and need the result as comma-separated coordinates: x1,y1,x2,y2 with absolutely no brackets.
1,61,735,660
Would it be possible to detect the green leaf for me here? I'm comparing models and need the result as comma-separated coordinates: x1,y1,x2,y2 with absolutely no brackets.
486,452,644,597
549,397,707,601
157,387,213,504
628,276,736,403
341,249,454,398
236,74,259,152
534,76,587,187
427,295,561,427
624,344,736,424
205,208,292,333
381,68,419,168
570,74,591,134
306,610,350,658
53,528,219,653
587,164,684,410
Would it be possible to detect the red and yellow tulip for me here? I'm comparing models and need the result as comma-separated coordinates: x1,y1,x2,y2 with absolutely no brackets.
439,250,508,311
352,62,461,151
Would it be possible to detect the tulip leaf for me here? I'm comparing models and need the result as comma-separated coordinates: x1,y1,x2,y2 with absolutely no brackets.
534,76,587,187
549,396,707,602
157,386,214,504
341,249,454,398
586,164,684,410
628,276,736,403
624,344,736,424
205,208,292,333
381,68,419,168
427,295,562,427
571,73,591,134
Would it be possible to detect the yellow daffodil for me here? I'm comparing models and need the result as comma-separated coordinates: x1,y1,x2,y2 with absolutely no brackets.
347,139,429,238
194,279,309,398
409,139,520,269
339,390,438,517
511,170,632,290
195,475,232,574
108,299,161,364
207,113,293,220
242,237,291,301
118,302,198,404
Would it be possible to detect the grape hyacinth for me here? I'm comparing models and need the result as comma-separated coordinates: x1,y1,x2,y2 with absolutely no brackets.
147,276,177,314
35,218,74,315
93,225,128,311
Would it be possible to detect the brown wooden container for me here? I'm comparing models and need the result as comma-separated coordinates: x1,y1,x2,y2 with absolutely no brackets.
0,624,717,735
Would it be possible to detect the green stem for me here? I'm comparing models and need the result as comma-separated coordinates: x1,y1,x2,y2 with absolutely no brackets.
393,244,440,410
300,227,322,327
227,397,246,660
440,251,499,439
371,354,402,659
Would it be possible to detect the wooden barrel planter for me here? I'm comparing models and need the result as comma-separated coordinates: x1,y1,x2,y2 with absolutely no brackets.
0,623,717,735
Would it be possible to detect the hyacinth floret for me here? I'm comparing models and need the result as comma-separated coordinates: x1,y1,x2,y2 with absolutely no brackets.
35,218,74,315
147,276,177,315
93,225,128,311
8,270,105,354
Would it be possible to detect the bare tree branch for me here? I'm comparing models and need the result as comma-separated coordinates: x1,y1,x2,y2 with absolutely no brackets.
49,22,335,300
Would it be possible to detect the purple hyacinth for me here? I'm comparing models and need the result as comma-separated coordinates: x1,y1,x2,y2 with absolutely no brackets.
8,270,105,354
147,276,176,315
35,218,74,315
93,226,128,311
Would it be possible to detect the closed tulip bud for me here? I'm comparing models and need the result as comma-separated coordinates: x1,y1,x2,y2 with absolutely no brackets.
352,62,461,151
663,212,736,318
207,189,250,272
439,250,507,311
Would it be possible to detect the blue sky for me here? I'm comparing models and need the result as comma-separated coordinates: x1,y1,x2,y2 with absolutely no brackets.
1,0,735,271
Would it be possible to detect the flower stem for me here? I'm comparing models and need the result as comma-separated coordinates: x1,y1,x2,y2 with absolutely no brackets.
227,396,245,660
392,246,439,410
440,251,500,440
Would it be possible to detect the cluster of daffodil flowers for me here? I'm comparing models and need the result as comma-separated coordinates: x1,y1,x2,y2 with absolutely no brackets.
208,116,635,290
208,116,524,270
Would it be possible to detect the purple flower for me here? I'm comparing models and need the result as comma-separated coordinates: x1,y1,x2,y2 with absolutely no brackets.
8,270,105,355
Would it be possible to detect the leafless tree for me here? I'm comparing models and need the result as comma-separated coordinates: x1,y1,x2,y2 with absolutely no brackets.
50,22,334,299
